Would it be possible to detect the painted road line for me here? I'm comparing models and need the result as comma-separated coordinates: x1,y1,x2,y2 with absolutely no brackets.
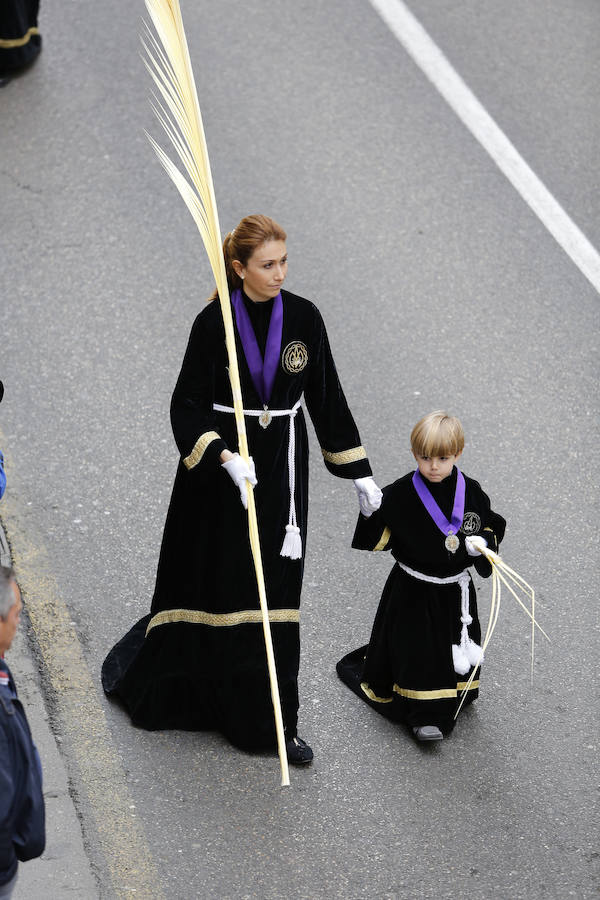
0,444,163,899
368,0,600,295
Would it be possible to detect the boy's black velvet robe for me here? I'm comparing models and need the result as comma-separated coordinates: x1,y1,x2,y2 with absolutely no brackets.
336,468,505,732
102,290,372,750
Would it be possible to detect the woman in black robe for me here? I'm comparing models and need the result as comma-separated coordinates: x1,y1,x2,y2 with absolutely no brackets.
102,215,381,762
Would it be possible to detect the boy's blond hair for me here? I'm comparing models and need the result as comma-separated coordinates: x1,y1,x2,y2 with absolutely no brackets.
410,411,465,457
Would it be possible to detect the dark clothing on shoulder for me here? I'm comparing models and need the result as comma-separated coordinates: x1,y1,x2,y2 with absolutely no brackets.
0,659,45,889
337,467,506,732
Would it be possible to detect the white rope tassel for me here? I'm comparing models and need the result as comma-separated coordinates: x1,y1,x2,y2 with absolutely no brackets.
280,406,302,559
452,573,483,675
397,563,483,676
213,399,303,560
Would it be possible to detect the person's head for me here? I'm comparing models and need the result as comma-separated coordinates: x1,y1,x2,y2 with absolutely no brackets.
411,411,464,483
209,214,288,303
0,566,22,655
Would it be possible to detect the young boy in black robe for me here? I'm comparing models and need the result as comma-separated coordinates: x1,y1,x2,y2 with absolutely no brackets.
337,411,506,742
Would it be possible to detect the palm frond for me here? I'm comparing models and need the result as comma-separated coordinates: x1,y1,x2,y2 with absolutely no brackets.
142,0,290,786
142,6,221,275
455,549,549,718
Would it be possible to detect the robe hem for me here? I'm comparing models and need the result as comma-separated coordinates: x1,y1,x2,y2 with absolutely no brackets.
146,607,300,634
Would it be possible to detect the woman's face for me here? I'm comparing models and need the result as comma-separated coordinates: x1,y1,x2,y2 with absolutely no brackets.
235,240,288,303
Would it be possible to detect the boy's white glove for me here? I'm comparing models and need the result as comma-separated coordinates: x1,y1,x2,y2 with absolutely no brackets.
221,453,257,509
353,477,383,518
465,535,488,556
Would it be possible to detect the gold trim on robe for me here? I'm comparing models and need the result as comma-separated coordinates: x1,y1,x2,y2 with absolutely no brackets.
360,682,393,703
183,430,220,469
0,27,40,49
146,607,300,635
393,680,480,700
373,526,391,552
320,446,367,465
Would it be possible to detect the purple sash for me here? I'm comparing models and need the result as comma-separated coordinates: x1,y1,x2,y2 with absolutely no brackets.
230,289,283,405
412,468,465,538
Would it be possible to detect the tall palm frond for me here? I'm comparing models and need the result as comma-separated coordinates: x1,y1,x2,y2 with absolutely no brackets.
142,0,290,786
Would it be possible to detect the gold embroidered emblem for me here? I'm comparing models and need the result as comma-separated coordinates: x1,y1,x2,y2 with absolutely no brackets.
282,341,308,374
461,512,482,535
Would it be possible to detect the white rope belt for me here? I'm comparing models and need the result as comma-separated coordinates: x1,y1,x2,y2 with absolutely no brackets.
397,561,484,676
213,399,303,560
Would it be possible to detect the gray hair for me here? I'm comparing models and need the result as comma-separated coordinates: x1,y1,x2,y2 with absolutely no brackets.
0,566,16,619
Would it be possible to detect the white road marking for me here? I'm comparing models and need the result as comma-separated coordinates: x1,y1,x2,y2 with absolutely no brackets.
368,0,600,295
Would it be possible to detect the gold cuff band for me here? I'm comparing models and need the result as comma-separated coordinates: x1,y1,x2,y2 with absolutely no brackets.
373,526,391,552
321,445,367,465
183,431,220,469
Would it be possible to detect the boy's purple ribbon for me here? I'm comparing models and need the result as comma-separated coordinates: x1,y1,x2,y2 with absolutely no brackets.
412,468,466,537
230,289,283,405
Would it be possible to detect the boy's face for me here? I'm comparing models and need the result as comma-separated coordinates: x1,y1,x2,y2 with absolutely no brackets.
413,451,462,483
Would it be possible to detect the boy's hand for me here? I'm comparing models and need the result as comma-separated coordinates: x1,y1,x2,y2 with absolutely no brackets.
465,535,488,556
353,477,383,517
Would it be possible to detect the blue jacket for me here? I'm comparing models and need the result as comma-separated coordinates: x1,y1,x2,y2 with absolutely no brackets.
0,659,45,886
0,451,5,500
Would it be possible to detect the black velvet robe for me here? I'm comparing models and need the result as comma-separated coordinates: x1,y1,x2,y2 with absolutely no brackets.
102,289,372,750
0,1,41,72
336,468,506,732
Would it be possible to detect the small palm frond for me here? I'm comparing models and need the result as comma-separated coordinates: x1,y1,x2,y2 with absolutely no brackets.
455,549,549,718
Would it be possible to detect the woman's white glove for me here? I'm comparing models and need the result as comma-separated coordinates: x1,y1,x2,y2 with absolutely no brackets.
465,535,488,556
221,453,257,509
353,476,383,518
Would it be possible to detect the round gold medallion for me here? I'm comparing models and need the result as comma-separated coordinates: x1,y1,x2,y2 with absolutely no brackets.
445,533,460,553
259,407,272,429
282,341,308,374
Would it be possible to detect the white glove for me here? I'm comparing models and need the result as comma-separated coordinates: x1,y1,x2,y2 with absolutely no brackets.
353,476,383,518
221,453,257,509
465,535,488,556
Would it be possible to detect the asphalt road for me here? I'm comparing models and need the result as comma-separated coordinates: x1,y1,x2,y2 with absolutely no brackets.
1,0,598,898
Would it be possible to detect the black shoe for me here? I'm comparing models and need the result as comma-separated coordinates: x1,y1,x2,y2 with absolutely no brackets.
286,736,313,765
412,725,443,742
